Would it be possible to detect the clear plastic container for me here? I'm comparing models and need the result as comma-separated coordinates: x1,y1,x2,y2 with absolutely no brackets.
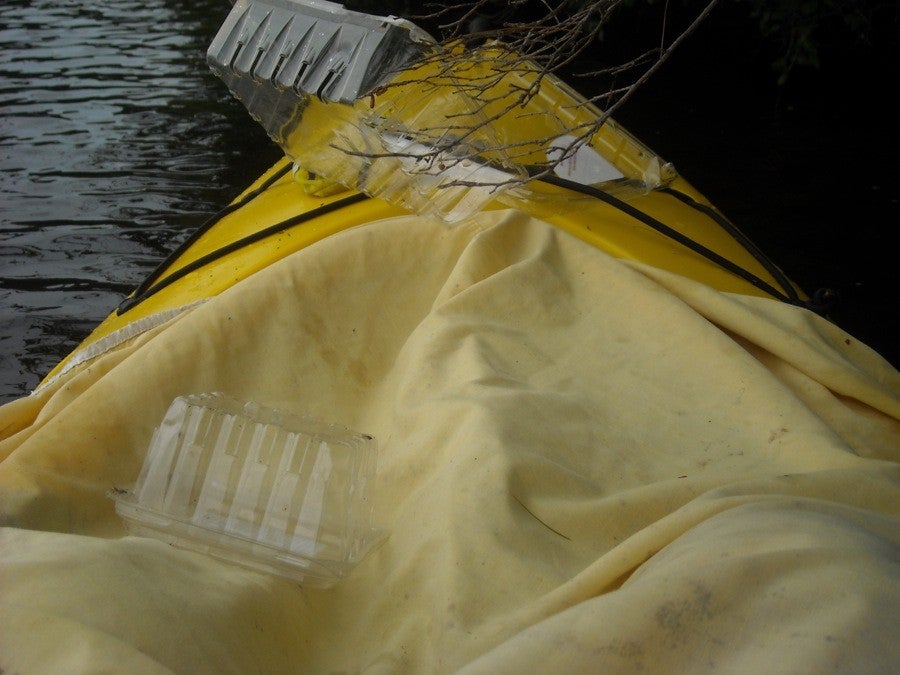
206,0,675,223
112,393,383,587
206,0,526,223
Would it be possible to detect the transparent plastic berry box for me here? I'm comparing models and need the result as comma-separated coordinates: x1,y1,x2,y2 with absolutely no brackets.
111,392,383,587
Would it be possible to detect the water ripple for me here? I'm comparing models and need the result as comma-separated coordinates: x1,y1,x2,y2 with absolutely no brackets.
1,0,281,400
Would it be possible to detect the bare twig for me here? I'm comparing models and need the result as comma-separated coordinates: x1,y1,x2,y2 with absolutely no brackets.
334,1,721,194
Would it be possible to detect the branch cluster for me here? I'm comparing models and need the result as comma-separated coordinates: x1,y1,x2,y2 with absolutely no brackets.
335,1,719,194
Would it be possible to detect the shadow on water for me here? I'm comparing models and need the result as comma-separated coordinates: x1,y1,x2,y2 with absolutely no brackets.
1,1,897,404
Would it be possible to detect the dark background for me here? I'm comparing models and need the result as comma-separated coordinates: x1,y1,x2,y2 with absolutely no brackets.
609,1,899,368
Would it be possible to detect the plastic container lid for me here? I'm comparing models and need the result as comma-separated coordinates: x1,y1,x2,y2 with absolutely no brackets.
112,392,383,587
205,0,527,223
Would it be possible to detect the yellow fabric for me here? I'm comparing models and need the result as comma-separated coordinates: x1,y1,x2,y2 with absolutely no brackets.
1,210,898,673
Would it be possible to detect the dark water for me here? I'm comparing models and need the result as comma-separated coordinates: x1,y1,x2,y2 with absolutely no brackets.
1,1,897,404
0,0,279,402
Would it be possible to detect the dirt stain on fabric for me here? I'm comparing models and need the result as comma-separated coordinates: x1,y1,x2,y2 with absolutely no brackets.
654,583,715,640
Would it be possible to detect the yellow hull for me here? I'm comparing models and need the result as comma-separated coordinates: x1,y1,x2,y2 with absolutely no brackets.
41,61,805,385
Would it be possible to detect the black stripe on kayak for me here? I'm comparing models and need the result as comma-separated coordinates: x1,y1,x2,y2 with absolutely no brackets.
120,161,293,310
657,186,801,303
535,173,803,306
119,161,808,316
116,190,368,315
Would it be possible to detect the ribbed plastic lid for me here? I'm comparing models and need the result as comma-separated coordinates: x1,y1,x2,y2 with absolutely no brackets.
112,392,383,587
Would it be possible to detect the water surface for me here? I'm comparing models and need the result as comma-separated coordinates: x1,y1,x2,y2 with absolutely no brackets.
0,0,279,401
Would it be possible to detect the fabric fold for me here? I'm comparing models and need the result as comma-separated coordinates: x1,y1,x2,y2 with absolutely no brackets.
1,210,897,673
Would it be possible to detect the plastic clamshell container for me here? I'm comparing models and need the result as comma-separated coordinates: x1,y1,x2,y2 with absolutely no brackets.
112,392,382,588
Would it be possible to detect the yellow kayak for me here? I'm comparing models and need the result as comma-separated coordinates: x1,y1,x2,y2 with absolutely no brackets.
42,41,807,387
3,4,897,672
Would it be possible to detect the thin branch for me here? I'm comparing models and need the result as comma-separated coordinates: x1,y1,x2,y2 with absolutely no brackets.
328,0,722,196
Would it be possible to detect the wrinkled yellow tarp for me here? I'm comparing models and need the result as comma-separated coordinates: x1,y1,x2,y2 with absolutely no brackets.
1,210,898,673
